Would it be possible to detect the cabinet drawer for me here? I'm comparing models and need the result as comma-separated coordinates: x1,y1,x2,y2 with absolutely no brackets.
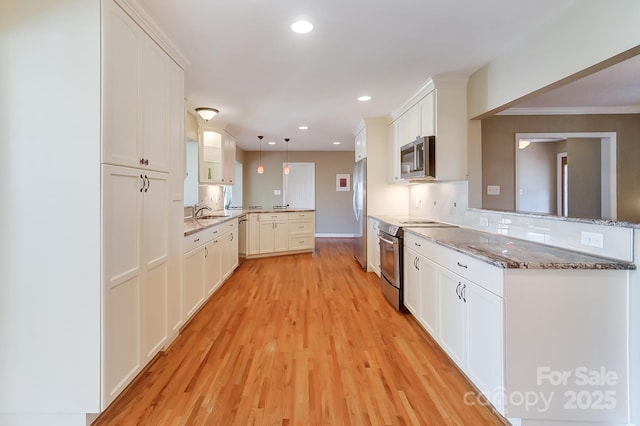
289,220,314,235
258,212,288,221
289,211,314,220
289,235,315,250
404,232,440,260
184,229,207,253
221,218,238,232
438,249,503,297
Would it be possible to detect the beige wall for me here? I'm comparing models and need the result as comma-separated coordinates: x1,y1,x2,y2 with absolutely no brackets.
242,151,357,235
567,138,601,219
481,114,640,222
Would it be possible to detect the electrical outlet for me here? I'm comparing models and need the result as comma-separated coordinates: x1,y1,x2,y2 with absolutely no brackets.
487,185,501,195
274,189,281,195
581,231,604,248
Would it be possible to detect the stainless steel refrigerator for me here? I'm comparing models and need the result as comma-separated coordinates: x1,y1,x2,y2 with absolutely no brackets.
353,158,367,269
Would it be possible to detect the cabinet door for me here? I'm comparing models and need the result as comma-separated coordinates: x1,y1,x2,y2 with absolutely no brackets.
102,165,143,407
407,106,421,141
387,120,405,184
199,129,223,183
205,239,222,294
229,229,239,271
420,92,435,137
183,247,205,320
141,171,169,361
248,214,260,255
438,268,467,368
102,0,140,168
221,132,236,184
417,255,438,337
139,37,169,172
273,220,289,252
259,221,275,253
466,282,504,409
403,249,420,316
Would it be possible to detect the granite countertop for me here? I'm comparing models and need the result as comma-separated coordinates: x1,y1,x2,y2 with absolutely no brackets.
184,208,315,236
405,226,635,270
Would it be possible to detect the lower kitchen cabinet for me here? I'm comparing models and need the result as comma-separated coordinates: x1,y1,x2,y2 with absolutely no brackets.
259,213,289,253
368,218,381,276
242,211,315,258
404,246,438,336
437,268,468,368
182,218,238,323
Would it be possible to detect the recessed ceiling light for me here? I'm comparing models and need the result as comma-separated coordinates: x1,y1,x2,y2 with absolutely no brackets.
268,141,276,145
358,95,372,102
291,20,313,34
333,141,341,145
298,126,308,130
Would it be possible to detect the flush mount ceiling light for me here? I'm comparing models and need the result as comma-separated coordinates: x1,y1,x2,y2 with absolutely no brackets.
298,126,308,130
257,136,265,174
283,138,291,175
195,107,219,121
333,141,341,145
268,141,276,145
291,19,313,34
357,95,371,102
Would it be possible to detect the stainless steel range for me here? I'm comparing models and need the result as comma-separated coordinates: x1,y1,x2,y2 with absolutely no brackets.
377,217,457,311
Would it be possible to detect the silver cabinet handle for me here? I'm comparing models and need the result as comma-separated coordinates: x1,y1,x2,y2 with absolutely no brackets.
461,283,467,302
378,236,395,245
457,262,468,269
414,242,422,247
456,282,462,299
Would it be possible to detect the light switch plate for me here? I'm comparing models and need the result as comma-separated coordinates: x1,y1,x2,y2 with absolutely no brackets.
487,185,501,195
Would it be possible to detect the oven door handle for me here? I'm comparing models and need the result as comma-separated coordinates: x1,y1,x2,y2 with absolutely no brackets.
378,235,396,245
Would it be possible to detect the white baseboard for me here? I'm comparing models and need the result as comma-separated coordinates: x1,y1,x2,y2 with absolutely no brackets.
315,233,356,238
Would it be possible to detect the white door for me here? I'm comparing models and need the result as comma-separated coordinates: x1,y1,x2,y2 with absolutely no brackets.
283,162,315,209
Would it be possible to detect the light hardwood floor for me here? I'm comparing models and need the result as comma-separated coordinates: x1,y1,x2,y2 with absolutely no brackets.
94,238,508,425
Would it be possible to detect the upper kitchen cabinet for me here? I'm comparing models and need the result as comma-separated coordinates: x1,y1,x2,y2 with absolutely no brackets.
198,126,236,185
354,126,367,161
102,0,177,172
388,76,467,182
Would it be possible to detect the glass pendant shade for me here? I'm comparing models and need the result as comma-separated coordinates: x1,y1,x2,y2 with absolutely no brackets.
195,107,218,121
257,135,265,174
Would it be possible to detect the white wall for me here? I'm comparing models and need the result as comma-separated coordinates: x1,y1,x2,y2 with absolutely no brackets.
467,0,640,119
0,0,101,423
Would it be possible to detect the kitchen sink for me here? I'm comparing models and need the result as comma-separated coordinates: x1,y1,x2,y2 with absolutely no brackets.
195,214,230,220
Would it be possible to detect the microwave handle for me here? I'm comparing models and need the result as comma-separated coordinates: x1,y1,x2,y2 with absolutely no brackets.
413,144,418,171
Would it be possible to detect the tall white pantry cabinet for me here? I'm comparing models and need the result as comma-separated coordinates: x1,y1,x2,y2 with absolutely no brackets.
0,0,186,425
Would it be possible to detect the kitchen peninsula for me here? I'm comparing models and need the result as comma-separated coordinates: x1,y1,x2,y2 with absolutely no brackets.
402,225,634,424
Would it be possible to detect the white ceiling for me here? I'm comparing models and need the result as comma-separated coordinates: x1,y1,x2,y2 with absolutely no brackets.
137,0,582,151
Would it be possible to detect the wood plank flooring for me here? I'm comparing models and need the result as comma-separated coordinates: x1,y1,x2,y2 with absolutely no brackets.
94,238,508,425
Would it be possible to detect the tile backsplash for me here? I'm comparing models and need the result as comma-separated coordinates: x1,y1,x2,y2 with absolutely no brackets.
184,185,225,218
409,181,634,262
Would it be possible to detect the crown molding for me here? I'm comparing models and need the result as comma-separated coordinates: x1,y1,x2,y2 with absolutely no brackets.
497,106,640,116
113,0,190,70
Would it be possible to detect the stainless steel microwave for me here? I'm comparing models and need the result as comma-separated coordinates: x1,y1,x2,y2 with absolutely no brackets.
400,136,435,180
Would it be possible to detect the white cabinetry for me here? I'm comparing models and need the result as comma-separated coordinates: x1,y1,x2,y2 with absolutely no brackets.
102,1,170,172
404,241,438,337
182,219,239,322
355,126,367,161
388,77,467,182
244,212,315,258
198,127,236,185
288,211,315,251
403,231,503,414
258,213,289,253
367,218,381,276
102,165,169,407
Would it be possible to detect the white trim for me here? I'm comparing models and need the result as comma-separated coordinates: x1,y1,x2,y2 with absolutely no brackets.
113,0,190,69
498,106,640,116
389,78,436,122
315,233,357,238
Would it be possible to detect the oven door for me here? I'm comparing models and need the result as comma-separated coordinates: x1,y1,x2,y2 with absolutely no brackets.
379,232,400,288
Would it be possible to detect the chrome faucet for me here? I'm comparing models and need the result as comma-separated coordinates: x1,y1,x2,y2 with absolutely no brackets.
193,203,212,218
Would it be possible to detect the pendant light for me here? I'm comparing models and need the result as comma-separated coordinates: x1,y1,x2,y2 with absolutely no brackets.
283,138,290,175
257,135,265,174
